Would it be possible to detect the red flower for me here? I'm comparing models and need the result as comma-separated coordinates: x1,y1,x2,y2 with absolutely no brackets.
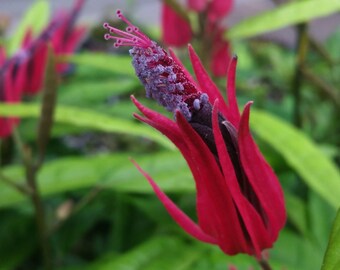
104,11,286,257
50,0,86,74
161,0,233,77
210,26,231,77
206,0,233,23
21,29,49,95
161,2,192,47
188,0,233,20
0,47,25,138
187,0,207,11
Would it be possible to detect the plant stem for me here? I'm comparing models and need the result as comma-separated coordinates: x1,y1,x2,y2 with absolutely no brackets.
0,171,32,195
12,128,52,270
291,23,309,128
25,150,52,270
300,65,340,106
258,258,273,270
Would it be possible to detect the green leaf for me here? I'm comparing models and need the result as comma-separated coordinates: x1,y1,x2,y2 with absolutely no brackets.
78,236,202,270
250,110,340,209
59,79,139,106
308,191,336,251
285,194,308,236
0,151,192,208
0,103,173,149
228,0,340,39
62,53,135,76
322,209,340,270
8,0,50,54
271,230,323,270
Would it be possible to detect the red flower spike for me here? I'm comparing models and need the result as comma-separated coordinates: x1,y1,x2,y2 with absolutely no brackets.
23,42,49,95
20,22,57,95
104,11,286,257
208,0,233,22
210,27,231,77
50,0,86,73
187,0,207,11
0,48,25,138
161,3,192,47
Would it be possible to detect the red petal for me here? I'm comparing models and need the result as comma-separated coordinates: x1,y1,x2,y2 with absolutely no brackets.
210,28,231,77
162,3,192,47
212,100,270,257
176,111,248,254
24,42,48,95
132,96,217,237
238,102,286,243
131,159,217,244
225,55,241,126
188,45,229,116
208,0,233,22
131,96,184,148
188,0,207,11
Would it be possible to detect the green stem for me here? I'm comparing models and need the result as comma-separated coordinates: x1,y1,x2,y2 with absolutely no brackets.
300,65,340,106
258,258,273,270
292,23,309,128
0,171,32,195
49,186,102,235
12,128,52,270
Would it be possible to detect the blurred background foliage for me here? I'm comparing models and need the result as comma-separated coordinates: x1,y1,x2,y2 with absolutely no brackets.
0,0,339,269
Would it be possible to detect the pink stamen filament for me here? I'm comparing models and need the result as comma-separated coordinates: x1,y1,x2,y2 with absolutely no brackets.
115,10,151,45
104,24,149,47
104,34,140,47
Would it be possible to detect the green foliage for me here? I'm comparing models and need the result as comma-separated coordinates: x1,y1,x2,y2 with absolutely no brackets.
1,1,340,269
251,110,340,209
63,53,136,76
0,151,191,208
322,209,340,270
228,0,340,39
7,0,50,54
0,103,173,149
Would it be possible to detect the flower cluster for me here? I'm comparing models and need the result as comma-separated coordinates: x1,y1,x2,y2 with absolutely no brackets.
0,0,86,138
162,0,233,76
104,11,286,258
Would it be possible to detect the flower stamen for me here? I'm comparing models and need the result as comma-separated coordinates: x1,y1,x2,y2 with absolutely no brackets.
103,10,152,48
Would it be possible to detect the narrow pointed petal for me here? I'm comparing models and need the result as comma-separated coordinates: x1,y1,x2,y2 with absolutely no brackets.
0,62,21,138
131,159,217,244
132,97,215,235
212,101,271,256
188,44,228,116
176,111,248,254
226,55,241,126
162,3,192,47
132,96,221,239
131,96,184,147
238,102,286,242
24,43,48,95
